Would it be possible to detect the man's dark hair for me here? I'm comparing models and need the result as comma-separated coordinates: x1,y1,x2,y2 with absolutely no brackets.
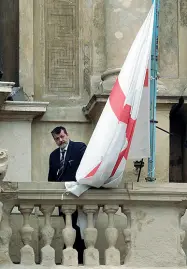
51,126,68,136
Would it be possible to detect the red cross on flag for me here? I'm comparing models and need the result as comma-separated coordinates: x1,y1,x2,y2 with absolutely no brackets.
66,3,155,196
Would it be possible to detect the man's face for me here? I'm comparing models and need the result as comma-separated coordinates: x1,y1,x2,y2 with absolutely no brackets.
53,130,69,148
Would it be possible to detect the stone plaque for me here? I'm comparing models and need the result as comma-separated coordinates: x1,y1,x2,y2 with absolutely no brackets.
45,0,79,96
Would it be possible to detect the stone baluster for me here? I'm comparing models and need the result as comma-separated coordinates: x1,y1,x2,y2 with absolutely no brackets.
39,205,55,266
61,205,78,266
104,205,120,265
122,207,132,264
0,202,14,264
19,205,35,265
83,205,99,265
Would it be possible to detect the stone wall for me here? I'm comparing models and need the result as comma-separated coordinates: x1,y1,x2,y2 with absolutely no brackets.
158,0,187,97
0,1,185,188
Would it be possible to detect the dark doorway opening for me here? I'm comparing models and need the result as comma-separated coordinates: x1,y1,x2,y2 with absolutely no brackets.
169,99,187,182
0,0,19,85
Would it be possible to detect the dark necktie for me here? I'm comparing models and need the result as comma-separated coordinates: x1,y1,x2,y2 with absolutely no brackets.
57,149,66,180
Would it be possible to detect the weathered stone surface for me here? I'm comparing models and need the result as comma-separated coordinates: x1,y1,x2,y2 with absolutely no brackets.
20,245,35,265
125,205,186,267
179,0,187,79
41,245,55,267
0,182,18,192
0,202,14,265
159,0,179,79
105,0,151,69
0,150,8,181
19,0,34,99
90,0,106,94
0,101,48,183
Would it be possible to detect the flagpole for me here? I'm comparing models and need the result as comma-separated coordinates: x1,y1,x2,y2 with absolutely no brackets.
147,0,160,181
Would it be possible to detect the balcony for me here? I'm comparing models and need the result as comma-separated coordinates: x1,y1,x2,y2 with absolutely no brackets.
0,181,187,268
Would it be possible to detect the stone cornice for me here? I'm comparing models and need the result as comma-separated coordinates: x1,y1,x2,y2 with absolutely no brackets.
0,101,49,121
83,94,185,122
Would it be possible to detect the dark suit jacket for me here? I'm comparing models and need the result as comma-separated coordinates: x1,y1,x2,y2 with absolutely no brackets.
48,140,86,182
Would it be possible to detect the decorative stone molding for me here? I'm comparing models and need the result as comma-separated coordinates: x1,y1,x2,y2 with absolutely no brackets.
82,94,108,123
0,82,15,107
0,149,8,181
83,69,182,123
0,101,49,121
83,93,187,123
101,68,120,93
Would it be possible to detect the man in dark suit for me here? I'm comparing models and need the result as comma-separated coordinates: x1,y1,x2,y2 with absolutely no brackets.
48,126,86,263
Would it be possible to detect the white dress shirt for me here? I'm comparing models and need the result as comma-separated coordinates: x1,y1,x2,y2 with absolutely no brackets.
60,141,69,161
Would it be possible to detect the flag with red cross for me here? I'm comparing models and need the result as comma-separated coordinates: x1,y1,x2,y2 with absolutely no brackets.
65,2,155,196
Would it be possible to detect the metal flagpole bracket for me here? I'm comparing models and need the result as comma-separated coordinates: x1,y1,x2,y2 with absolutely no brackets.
145,176,156,182
150,76,157,80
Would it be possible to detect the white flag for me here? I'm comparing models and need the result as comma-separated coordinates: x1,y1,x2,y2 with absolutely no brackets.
66,2,155,196
128,62,150,159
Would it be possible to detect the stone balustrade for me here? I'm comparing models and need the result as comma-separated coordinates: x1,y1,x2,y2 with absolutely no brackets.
0,182,187,268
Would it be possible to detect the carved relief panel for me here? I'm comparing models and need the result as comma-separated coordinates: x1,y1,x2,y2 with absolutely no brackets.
34,0,90,105
45,0,79,96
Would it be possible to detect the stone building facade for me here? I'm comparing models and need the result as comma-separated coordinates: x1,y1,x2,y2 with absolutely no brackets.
0,0,187,266
0,0,186,184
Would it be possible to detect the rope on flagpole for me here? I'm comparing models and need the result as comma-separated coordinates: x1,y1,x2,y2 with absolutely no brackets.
147,0,160,182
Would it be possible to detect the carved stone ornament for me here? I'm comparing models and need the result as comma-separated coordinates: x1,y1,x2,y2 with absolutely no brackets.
0,150,8,181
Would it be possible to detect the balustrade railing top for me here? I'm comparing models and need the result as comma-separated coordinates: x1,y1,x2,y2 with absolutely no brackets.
0,182,187,268
1,181,187,203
